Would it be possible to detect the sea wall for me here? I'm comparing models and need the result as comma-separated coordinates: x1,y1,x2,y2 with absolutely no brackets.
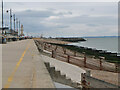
44,62,81,89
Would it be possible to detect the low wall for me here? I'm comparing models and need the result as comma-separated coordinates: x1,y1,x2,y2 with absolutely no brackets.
44,62,81,89
81,71,119,88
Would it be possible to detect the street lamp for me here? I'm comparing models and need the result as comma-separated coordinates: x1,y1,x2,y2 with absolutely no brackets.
6,9,12,34
2,0,4,35
13,14,16,35
19,20,21,37
16,18,18,36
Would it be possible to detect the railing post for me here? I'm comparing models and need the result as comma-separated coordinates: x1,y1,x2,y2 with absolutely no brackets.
48,44,50,48
115,63,118,72
67,55,70,63
55,46,58,51
83,52,86,67
99,56,104,70
63,48,66,54
52,50,55,58
41,42,44,49
44,43,46,50
74,51,76,56
50,44,52,48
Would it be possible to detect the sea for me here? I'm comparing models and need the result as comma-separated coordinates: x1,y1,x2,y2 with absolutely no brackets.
68,37,120,54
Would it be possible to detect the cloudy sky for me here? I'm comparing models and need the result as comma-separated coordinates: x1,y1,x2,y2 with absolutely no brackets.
0,2,118,37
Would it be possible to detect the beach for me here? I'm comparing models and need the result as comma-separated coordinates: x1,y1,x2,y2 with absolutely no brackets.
35,38,119,86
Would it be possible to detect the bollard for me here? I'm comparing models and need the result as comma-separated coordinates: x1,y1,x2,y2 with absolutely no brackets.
67,55,70,63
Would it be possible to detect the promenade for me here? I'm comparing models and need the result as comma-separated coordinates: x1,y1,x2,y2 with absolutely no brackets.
2,40,55,88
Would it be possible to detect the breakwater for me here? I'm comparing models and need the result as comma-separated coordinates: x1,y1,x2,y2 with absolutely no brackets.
54,37,86,42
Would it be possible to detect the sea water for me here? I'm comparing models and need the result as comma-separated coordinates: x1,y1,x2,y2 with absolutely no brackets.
69,37,119,54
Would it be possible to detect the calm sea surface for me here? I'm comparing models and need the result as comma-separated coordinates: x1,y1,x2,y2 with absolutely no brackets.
69,37,119,53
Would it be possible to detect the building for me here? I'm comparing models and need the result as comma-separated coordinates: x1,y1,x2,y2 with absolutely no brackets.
0,27,18,36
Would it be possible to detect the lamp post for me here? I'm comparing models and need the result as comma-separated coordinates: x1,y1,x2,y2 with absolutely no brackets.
19,20,21,37
2,0,4,35
13,14,16,35
16,18,18,36
6,9,12,34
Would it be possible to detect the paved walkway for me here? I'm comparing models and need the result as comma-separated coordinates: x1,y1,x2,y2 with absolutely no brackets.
2,40,55,88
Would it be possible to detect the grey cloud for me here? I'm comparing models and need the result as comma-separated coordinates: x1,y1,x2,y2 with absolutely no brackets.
57,11,72,16
14,9,73,19
51,15,117,26
15,9,55,18
87,24,99,27
1,2,118,37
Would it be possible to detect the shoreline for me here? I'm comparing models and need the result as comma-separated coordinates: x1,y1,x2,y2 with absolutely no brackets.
35,38,120,63
35,39,119,86
68,43,118,54
49,43,120,63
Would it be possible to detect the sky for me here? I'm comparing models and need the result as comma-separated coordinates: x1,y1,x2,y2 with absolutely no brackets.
0,1,118,37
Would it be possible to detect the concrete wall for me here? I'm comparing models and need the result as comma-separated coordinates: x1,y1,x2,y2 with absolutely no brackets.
44,62,81,89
